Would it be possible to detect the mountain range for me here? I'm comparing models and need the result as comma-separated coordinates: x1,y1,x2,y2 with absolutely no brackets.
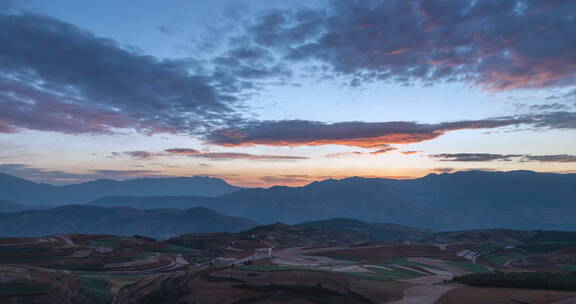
1,170,575,231
0,173,242,205
86,170,576,230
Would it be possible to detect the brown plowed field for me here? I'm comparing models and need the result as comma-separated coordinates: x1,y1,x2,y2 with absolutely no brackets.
436,287,576,304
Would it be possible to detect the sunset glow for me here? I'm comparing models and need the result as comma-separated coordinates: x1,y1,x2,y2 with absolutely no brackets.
1,0,575,187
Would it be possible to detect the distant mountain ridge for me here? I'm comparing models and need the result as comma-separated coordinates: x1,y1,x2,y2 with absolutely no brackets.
87,170,576,231
0,205,257,238
0,173,243,205
0,199,30,212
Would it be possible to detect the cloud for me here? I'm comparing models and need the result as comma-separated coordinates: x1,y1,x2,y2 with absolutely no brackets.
430,153,522,162
369,145,397,154
401,151,420,155
325,151,364,158
515,102,574,113
205,111,576,149
528,103,571,111
430,153,576,163
2,2,575,148
111,151,159,160
212,44,291,80
205,117,528,148
522,154,576,163
185,152,307,161
241,0,576,90
88,170,174,179
164,148,202,155
0,163,171,184
528,111,576,129
325,145,396,158
114,148,308,162
0,12,262,135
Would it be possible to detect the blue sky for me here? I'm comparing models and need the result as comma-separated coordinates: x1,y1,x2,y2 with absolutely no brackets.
1,0,575,186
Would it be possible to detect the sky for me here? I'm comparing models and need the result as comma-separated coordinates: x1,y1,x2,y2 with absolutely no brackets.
1,0,575,187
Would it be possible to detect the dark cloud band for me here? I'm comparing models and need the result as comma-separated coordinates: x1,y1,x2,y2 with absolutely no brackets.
205,112,576,148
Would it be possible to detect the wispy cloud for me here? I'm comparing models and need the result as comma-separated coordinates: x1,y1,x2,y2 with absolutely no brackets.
186,152,308,161
522,154,576,163
164,148,201,155
401,151,420,155
111,148,309,162
111,151,159,160
0,164,172,184
430,153,576,163
430,153,522,162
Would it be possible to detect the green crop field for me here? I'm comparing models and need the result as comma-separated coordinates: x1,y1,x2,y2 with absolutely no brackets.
0,282,53,296
382,258,446,271
348,266,423,281
74,276,112,304
559,265,576,271
517,243,576,254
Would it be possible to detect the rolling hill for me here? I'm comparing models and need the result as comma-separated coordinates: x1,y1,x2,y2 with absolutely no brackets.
0,205,257,238
296,218,436,241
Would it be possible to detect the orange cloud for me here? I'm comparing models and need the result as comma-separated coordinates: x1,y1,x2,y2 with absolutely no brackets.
325,151,364,158
211,133,442,148
165,148,201,155
206,118,527,149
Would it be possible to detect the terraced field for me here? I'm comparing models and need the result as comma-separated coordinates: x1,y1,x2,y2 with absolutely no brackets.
1,229,576,303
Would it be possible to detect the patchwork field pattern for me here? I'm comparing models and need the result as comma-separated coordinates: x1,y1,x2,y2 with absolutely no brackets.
1,227,576,303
